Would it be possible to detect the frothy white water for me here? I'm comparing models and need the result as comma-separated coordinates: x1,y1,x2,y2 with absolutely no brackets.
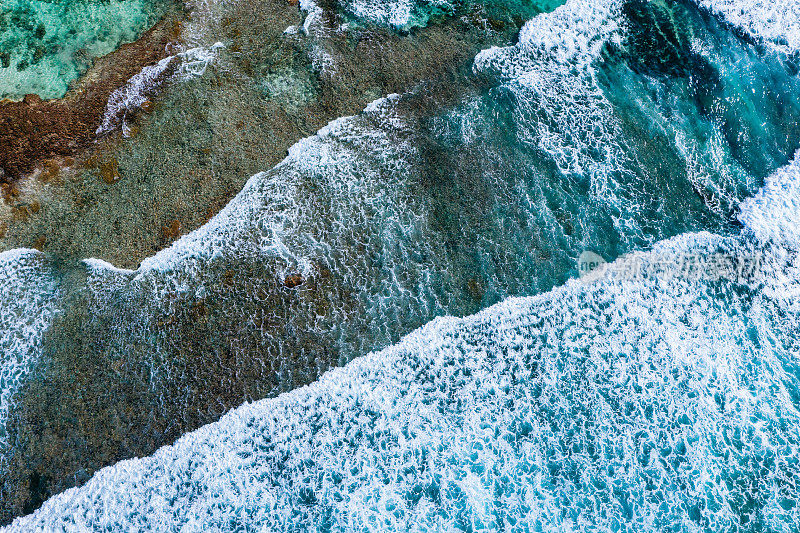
285,0,338,76
97,43,225,136
739,151,800,248
340,0,454,30
50,0,798,404
696,0,800,53
473,1,646,233
134,92,417,276
82,92,444,369
3,0,799,525
8,140,800,531
6,227,800,531
90,0,635,287
0,250,59,463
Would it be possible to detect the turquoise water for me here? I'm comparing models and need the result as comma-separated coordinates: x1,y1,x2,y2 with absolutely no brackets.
339,0,567,30
7,230,800,531
0,0,174,100
2,0,800,529
598,0,800,206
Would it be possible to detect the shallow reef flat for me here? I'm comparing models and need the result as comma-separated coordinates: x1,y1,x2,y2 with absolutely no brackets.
0,0,566,522
1,0,800,528
0,15,183,183
0,0,538,268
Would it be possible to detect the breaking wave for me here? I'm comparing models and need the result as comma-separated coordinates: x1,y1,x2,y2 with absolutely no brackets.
0,250,59,464
697,0,800,53
96,43,225,136
2,0,800,527
6,153,800,531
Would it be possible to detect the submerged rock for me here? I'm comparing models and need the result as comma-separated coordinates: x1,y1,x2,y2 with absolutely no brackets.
0,15,182,183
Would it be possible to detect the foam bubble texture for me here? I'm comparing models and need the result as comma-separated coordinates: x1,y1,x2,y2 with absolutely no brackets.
474,0,628,187
6,232,800,531
696,0,800,53
4,0,800,522
0,250,59,464
96,43,225,136
739,151,800,248
340,0,455,30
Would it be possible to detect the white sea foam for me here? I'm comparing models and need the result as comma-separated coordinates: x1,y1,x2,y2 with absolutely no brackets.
77,91,441,378
696,0,800,53
6,228,800,531
82,0,796,369
4,0,799,526
0,250,59,464
341,0,454,29
473,1,641,231
133,92,416,277
82,258,136,276
294,0,458,31
11,58,800,524
296,0,340,75
96,43,225,136
739,151,800,248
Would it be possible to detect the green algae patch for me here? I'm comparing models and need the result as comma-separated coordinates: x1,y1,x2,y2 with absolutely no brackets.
0,0,176,101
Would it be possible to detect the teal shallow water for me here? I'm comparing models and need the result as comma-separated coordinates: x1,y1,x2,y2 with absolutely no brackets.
7,217,800,531
338,0,567,30
0,0,174,100
1,0,800,529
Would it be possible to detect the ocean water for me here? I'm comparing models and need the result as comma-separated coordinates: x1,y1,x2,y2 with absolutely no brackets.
2,0,800,528
6,159,800,530
0,0,175,100
338,0,567,30
697,0,800,54
0,250,59,458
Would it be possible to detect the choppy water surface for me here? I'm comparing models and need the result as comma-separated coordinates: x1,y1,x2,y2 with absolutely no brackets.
2,0,800,529
338,0,566,30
